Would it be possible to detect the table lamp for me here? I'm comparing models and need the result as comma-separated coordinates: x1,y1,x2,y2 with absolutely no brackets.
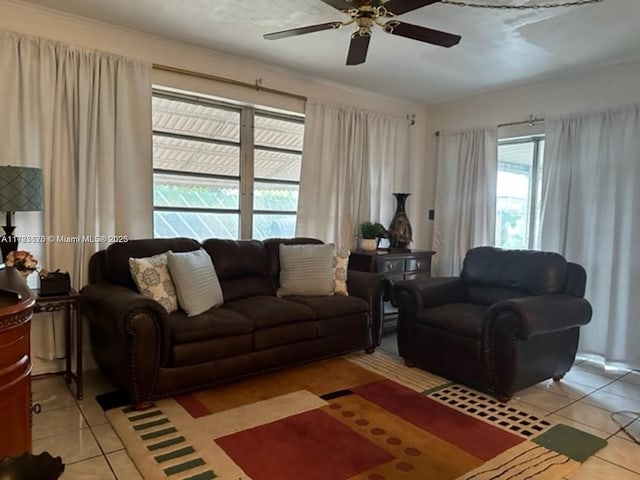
0,166,43,262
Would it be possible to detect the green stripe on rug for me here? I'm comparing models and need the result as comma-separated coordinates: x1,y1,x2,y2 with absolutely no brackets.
423,381,455,395
148,436,186,451
183,470,217,480
533,424,608,462
133,418,170,431
164,458,205,476
128,410,163,422
141,427,178,440
154,446,195,463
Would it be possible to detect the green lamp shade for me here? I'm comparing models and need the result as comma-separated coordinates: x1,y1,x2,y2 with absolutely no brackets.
0,166,43,212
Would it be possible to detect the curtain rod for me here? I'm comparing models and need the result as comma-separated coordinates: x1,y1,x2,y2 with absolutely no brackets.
152,64,308,102
434,116,544,136
498,116,544,128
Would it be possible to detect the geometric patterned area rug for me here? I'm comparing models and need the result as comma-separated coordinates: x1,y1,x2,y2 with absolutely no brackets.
105,351,607,480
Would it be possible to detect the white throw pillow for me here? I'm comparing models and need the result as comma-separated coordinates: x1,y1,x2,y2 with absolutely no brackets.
278,243,335,296
129,252,178,314
334,249,350,296
167,249,224,316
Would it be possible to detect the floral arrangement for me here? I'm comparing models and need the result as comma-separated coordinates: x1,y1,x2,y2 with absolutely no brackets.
5,250,38,273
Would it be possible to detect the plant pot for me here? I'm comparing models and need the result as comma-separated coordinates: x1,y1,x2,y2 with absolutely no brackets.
359,238,378,252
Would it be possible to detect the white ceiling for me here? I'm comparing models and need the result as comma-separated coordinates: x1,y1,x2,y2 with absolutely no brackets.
20,0,640,103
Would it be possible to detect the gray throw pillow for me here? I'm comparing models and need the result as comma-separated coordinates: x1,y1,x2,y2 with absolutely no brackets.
278,243,335,296
167,249,223,316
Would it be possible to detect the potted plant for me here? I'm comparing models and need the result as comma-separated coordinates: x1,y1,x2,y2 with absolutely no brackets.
359,221,387,251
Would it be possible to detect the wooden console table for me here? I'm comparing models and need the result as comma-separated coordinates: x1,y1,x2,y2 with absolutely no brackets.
350,249,435,344
32,289,83,400
0,267,36,457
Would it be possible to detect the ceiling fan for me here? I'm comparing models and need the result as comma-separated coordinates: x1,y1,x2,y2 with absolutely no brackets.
263,0,461,66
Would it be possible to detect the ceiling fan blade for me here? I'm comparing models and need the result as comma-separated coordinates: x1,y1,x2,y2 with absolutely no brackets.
383,21,461,47
346,33,371,65
382,0,442,16
320,0,354,11
264,22,343,40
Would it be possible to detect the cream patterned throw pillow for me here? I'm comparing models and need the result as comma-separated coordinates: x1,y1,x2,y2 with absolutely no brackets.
334,249,350,296
129,252,178,313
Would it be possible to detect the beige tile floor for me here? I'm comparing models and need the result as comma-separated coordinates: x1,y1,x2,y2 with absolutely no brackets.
31,333,640,479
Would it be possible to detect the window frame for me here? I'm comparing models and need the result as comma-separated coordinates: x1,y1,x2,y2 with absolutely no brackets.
152,89,304,240
496,134,545,249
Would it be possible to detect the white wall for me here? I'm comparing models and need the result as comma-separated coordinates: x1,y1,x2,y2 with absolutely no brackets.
420,60,640,249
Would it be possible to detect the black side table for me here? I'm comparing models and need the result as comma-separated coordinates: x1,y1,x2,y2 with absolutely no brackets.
32,289,83,400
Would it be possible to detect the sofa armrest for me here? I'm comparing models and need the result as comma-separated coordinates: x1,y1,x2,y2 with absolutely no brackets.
81,283,171,404
487,294,593,341
81,283,168,335
347,270,387,347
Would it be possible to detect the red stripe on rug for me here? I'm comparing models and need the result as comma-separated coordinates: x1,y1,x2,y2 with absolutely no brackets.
175,394,211,418
354,380,523,461
216,409,394,480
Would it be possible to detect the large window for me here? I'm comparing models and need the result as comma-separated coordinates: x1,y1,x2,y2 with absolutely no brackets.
152,91,303,240
495,136,544,249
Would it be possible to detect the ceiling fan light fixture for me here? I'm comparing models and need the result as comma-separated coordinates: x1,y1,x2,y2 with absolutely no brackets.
264,0,463,65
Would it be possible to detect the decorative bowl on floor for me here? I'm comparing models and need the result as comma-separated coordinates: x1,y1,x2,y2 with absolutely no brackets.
0,452,64,480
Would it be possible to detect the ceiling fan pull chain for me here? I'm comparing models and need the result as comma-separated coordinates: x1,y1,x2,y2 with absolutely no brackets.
439,0,604,9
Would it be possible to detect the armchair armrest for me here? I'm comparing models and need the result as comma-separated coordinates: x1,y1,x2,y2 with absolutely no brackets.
487,294,592,341
347,270,387,347
392,277,466,313
392,277,466,359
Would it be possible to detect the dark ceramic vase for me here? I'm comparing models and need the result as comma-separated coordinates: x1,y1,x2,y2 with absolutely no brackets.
388,193,413,250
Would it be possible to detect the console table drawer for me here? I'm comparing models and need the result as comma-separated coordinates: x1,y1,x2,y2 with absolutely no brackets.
377,259,404,274
405,257,431,272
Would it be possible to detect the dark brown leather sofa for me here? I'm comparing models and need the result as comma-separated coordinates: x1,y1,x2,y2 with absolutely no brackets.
81,237,385,408
392,247,592,401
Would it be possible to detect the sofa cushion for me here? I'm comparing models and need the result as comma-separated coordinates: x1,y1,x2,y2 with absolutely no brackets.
170,308,254,344
104,238,200,289
416,303,488,339
129,252,178,313
222,296,316,329
168,249,224,316
254,321,316,350
461,247,567,295
172,334,253,367
286,295,368,320
277,243,335,296
316,313,368,337
201,239,274,302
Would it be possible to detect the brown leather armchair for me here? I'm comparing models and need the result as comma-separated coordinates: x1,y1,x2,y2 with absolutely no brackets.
392,247,592,401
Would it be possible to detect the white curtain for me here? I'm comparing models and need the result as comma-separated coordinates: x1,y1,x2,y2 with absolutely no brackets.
0,31,152,369
296,99,410,248
433,128,498,276
540,104,640,370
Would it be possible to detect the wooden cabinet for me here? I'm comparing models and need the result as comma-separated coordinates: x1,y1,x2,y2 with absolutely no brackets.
349,249,435,344
0,267,36,457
